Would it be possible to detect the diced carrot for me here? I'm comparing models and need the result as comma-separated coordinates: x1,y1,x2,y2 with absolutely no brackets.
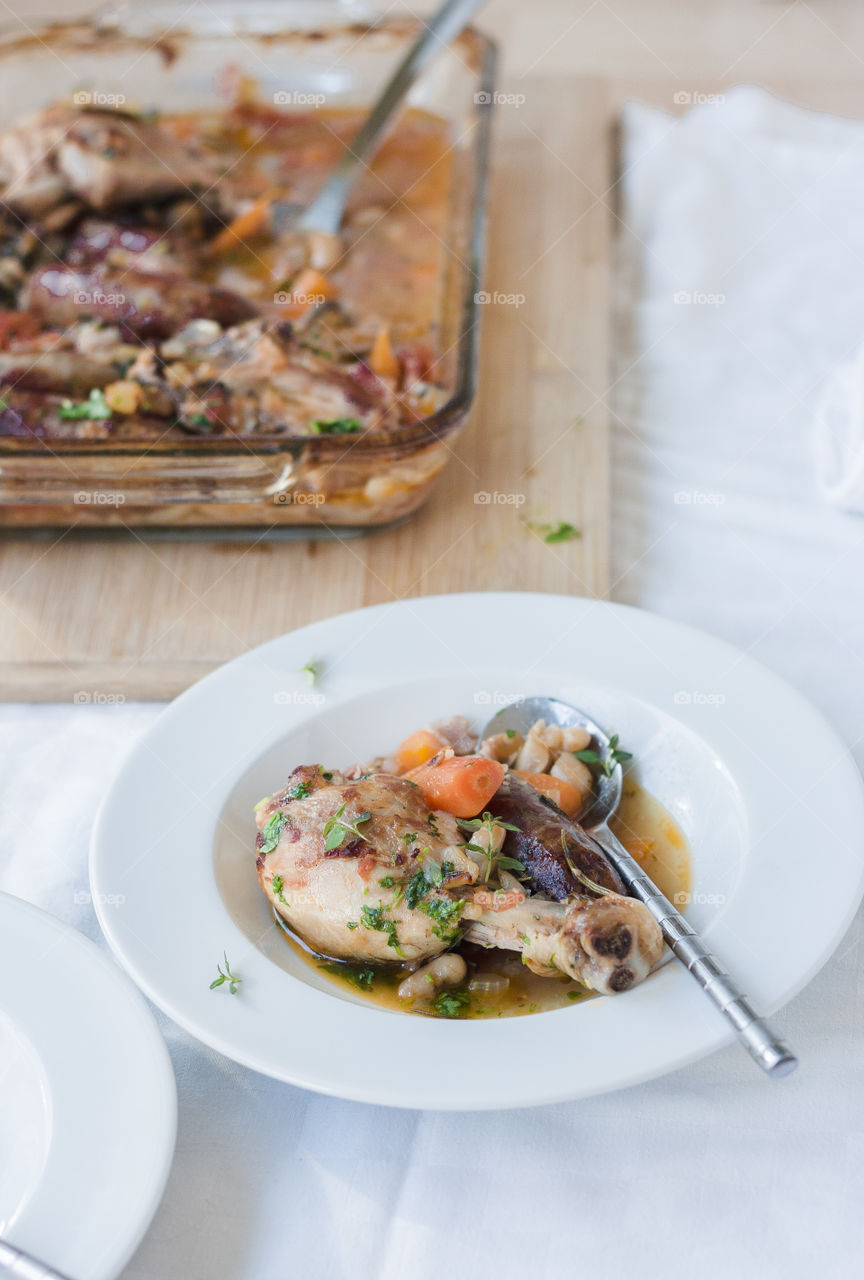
290,267,338,305
406,755,506,818
394,729,444,774
370,327,401,381
515,771,582,817
210,193,274,253
103,380,143,415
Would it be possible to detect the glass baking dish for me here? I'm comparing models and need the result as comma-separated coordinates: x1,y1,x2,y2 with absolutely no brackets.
0,1,495,529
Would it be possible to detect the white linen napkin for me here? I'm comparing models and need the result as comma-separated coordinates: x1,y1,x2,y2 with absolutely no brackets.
617,85,864,516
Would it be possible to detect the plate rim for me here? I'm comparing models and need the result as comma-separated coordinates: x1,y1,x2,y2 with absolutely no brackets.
90,591,864,1109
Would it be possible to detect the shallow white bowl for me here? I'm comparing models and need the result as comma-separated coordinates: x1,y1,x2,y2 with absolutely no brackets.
91,593,864,1109
0,893,176,1277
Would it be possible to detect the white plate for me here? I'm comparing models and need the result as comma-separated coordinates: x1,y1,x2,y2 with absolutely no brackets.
91,593,864,1110
0,893,176,1277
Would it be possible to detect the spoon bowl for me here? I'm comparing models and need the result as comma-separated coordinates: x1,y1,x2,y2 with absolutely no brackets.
480,695,621,831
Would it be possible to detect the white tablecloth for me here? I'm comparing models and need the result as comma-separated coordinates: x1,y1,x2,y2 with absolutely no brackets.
3,86,864,1280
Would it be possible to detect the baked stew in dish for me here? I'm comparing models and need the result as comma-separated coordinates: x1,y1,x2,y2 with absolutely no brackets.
0,97,452,442
255,715,691,1019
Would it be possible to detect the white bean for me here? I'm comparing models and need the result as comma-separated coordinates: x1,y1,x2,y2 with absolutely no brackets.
551,750,593,796
397,953,467,1000
561,726,592,752
515,725,551,773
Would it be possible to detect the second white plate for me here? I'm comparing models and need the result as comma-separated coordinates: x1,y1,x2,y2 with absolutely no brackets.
0,893,176,1278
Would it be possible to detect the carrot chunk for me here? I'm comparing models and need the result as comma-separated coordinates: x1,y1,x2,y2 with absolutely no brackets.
394,729,444,774
514,771,582,817
210,193,274,253
407,755,506,818
370,327,402,381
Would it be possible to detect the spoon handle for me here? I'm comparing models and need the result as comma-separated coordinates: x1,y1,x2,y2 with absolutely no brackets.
594,827,798,1078
299,0,488,234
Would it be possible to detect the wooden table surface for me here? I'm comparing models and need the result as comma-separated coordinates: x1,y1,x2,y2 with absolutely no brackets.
3,0,864,699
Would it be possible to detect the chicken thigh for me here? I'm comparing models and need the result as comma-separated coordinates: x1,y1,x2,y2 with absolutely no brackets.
256,766,479,964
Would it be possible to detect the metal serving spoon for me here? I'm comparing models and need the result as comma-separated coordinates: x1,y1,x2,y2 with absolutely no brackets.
482,695,798,1079
272,0,488,237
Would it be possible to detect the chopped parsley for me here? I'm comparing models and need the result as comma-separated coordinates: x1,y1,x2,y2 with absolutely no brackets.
186,412,211,429
405,869,429,909
258,810,288,853
405,858,454,909
309,417,363,434
322,803,373,852
378,875,395,888
402,831,419,844
360,902,402,954
271,873,289,906
417,896,464,942
320,963,376,991
287,780,312,800
432,989,470,1018
58,388,112,421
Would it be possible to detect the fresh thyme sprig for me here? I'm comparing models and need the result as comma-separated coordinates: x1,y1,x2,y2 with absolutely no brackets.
458,812,525,882
573,732,633,777
322,803,373,852
210,952,243,995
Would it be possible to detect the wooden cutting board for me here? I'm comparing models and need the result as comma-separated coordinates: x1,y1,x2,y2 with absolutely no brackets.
0,74,613,700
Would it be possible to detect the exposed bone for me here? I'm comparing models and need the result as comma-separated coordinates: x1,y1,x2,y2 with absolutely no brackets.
464,892,663,996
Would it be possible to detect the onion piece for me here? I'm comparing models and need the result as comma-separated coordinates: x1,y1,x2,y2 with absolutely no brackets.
467,974,509,995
